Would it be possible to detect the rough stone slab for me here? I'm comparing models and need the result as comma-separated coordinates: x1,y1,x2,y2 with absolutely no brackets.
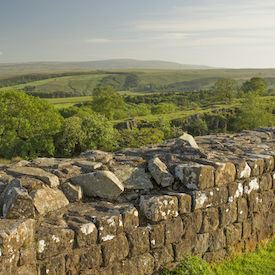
71,171,124,200
214,162,236,186
30,186,69,215
36,224,74,260
0,219,35,257
61,182,83,202
2,186,35,219
80,150,113,163
165,216,184,244
68,219,98,247
74,160,103,172
148,157,174,187
140,195,178,222
112,164,153,190
175,163,214,190
127,227,150,256
101,234,129,266
7,166,59,188
148,223,165,249
178,132,199,149
167,192,192,214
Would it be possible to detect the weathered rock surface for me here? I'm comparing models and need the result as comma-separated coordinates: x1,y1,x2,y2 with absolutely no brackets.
7,166,59,188
61,182,83,202
0,128,274,274
112,164,153,190
2,186,35,219
71,171,124,200
148,157,174,187
30,186,69,215
139,195,178,222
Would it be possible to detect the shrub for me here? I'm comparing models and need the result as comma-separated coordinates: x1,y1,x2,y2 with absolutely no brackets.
0,90,62,158
55,108,117,156
118,128,164,148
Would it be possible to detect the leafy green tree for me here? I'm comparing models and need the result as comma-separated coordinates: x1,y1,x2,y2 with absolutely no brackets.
54,116,85,157
185,118,208,136
233,94,274,131
212,79,238,102
0,90,62,158
91,86,127,119
55,108,117,156
241,77,268,95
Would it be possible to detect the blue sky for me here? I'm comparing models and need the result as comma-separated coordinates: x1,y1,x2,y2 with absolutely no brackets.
0,0,275,67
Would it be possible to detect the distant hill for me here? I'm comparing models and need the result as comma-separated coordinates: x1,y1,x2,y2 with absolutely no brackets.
0,59,212,78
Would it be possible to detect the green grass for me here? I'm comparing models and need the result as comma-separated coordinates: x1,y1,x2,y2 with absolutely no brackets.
2,68,275,97
163,239,275,275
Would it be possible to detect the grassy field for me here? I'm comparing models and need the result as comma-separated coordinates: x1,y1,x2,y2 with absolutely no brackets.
163,239,275,275
1,68,275,97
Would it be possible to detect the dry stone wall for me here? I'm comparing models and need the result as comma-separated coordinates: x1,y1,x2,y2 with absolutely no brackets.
0,128,275,274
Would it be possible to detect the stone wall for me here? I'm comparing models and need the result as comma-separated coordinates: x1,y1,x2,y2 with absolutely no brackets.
0,128,274,275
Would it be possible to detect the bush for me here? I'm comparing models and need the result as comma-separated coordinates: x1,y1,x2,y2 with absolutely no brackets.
55,108,117,156
0,90,62,158
233,94,274,131
185,118,208,136
118,128,164,148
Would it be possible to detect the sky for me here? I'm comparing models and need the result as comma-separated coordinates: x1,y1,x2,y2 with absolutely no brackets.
0,0,275,68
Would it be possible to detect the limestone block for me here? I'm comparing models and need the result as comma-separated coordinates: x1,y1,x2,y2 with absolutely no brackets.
193,233,209,255
246,157,265,176
119,204,139,232
30,186,69,216
149,223,165,249
219,202,237,227
112,164,153,190
68,220,98,247
36,224,74,260
139,195,178,222
259,173,273,191
2,186,35,219
208,229,226,252
175,163,214,190
74,160,103,172
127,227,150,256
214,162,236,186
71,171,124,200
225,223,242,245
165,216,184,244
79,245,102,270
7,166,59,188
148,157,174,187
101,234,129,266
0,219,35,257
201,207,219,233
237,198,248,223
152,244,174,270
61,182,83,202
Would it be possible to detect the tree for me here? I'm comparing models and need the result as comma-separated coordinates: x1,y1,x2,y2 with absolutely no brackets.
91,86,127,119
241,77,268,95
0,90,62,158
55,108,117,156
212,79,238,102
233,94,274,131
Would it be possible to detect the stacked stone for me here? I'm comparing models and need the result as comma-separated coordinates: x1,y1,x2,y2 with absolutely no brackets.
0,128,274,274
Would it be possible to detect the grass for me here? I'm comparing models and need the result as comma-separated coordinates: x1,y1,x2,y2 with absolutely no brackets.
162,239,275,275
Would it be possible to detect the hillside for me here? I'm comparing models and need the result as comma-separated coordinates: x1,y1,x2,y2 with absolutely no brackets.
0,59,212,79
